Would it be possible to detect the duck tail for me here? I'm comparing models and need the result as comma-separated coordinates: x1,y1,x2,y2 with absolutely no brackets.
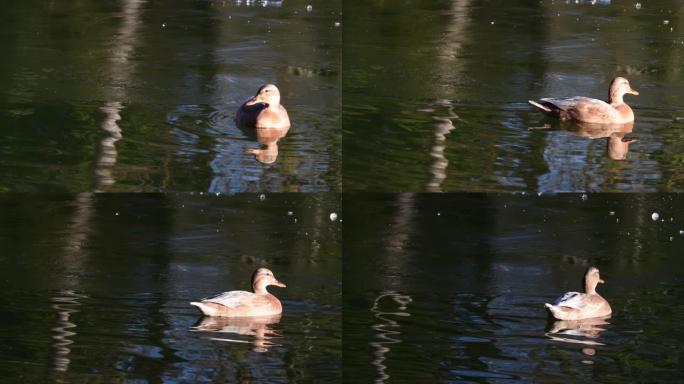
544,303,559,317
190,301,217,317
529,100,552,113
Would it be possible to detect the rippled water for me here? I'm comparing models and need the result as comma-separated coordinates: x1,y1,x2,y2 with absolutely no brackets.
343,194,684,382
0,193,341,382
0,0,340,192
343,0,684,192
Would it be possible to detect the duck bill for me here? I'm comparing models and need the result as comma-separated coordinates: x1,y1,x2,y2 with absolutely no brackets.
598,278,605,284
628,88,639,96
273,280,287,288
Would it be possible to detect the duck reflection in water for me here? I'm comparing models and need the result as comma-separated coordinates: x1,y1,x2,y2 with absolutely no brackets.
192,314,282,353
568,121,636,161
532,121,636,160
545,316,610,363
244,126,290,164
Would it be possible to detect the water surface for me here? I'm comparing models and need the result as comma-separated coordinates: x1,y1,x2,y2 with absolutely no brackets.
1,0,341,192
0,193,341,382
343,193,684,382
343,0,684,192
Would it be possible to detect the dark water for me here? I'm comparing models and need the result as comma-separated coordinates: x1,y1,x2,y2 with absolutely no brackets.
0,0,341,192
343,0,684,192
0,193,341,382
343,194,684,382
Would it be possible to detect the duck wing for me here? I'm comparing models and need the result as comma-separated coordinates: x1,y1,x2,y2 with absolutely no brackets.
553,291,589,309
540,97,619,123
202,291,253,308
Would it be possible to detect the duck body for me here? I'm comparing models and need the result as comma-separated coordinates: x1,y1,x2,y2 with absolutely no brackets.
191,268,286,318
235,84,291,129
545,267,612,321
529,77,638,124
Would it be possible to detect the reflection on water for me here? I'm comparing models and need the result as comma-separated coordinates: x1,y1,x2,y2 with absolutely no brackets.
0,194,341,383
344,194,684,382
0,0,340,192
244,126,290,165
234,0,283,7
427,100,457,192
545,316,609,346
97,102,124,190
532,121,637,162
51,291,88,373
193,315,282,353
369,291,413,384
344,0,684,192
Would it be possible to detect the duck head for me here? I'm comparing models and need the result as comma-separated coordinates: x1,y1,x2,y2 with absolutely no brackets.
583,266,605,294
254,84,282,108
251,267,286,294
609,77,639,104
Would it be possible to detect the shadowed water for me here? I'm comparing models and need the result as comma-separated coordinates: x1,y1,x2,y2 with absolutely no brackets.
0,0,340,192
343,194,684,382
0,193,341,383
343,0,684,192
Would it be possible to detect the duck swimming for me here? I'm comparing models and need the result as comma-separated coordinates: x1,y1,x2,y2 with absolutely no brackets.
191,268,286,317
235,84,291,129
529,77,639,124
545,266,612,321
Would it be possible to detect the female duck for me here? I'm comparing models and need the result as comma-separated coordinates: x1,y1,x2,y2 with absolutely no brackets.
235,84,291,129
545,266,612,320
529,77,639,124
191,268,286,317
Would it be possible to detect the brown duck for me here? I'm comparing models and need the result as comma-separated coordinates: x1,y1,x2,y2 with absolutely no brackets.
529,77,639,124
191,268,286,317
235,84,291,129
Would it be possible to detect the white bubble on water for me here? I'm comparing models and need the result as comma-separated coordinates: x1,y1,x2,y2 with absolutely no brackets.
635,2,641,10
306,4,312,11
329,212,338,221
259,194,266,201
651,212,660,221
609,211,615,216
581,194,588,201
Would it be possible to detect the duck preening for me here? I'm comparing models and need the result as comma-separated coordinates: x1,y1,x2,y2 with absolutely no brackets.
235,84,291,129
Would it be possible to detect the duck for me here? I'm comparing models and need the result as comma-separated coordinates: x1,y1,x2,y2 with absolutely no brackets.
529,77,639,124
235,84,291,129
545,266,612,321
191,268,286,317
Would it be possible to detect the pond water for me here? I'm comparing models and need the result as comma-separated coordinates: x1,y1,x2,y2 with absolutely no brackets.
0,0,341,193
343,0,684,192
343,193,684,382
0,193,341,382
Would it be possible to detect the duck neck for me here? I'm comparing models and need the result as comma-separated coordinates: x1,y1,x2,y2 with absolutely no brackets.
253,282,269,295
584,280,597,295
609,91,624,106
